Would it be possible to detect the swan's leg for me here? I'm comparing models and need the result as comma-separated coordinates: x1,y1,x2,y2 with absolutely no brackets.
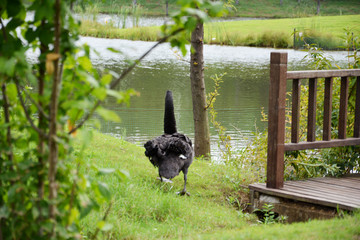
177,169,190,196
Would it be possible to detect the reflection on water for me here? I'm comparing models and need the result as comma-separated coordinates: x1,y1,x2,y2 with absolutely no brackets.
79,37,349,159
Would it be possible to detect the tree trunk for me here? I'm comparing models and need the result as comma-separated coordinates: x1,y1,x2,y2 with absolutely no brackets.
317,0,320,15
166,0,169,16
48,0,61,236
190,23,211,158
280,0,283,5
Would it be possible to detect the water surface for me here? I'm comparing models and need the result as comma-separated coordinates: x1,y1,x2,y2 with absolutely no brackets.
78,37,349,159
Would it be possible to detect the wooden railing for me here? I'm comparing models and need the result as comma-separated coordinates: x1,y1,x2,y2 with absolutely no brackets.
267,52,360,189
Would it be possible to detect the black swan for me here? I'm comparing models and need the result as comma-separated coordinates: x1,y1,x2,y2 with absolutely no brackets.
144,90,194,195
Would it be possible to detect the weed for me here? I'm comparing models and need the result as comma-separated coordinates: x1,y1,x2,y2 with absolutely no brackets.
254,204,288,224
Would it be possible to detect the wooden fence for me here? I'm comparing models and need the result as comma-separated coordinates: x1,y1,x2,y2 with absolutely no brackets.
267,52,360,189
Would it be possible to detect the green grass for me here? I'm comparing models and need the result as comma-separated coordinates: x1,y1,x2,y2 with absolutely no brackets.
77,131,360,239
79,15,360,49
198,214,360,239
76,0,360,18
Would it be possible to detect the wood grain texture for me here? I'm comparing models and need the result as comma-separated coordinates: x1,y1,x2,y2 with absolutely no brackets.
287,69,360,79
323,77,333,141
250,174,360,211
267,52,287,189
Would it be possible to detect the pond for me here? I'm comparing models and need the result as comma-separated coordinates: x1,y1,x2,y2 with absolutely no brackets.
77,37,350,160
75,12,266,29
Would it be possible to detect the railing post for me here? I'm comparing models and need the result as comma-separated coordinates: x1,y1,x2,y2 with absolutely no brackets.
267,52,287,189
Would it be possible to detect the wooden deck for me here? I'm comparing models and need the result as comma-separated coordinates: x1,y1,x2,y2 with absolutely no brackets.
249,174,360,211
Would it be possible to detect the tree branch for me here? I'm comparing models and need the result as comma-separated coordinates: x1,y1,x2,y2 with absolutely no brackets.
68,101,100,135
23,87,50,120
14,79,49,139
1,83,13,163
48,0,62,236
69,28,185,135
205,94,216,110
109,28,185,89
91,201,113,240
0,18,8,42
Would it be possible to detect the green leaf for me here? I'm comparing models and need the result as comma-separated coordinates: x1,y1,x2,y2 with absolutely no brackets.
4,57,17,76
101,73,113,85
107,47,122,54
207,1,224,17
96,107,121,122
38,27,53,45
6,18,24,31
80,129,93,150
98,168,115,175
116,169,130,182
97,182,111,201
68,208,80,225
92,88,107,100
6,0,21,17
78,56,93,72
84,74,99,88
96,221,113,232
184,8,209,23
106,89,123,101
25,28,37,43
184,17,197,32
6,83,17,102
0,205,10,219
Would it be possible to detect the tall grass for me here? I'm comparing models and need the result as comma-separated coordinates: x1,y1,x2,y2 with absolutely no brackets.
79,15,360,49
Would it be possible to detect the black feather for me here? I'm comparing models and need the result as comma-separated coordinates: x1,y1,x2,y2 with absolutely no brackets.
144,90,194,194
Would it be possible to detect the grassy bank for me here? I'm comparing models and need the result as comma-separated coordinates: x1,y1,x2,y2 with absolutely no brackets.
78,131,360,239
76,0,360,18
79,15,360,49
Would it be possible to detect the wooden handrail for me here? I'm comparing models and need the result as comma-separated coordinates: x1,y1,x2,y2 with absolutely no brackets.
287,69,360,79
266,52,360,189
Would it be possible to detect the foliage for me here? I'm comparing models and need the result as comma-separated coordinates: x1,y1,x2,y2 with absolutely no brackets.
228,30,360,182
254,204,287,224
0,0,225,238
207,73,232,162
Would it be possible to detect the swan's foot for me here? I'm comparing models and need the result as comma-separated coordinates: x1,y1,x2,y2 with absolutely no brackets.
177,190,190,196
156,177,173,183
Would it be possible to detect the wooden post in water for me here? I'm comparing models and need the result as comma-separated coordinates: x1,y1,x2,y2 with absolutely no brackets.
267,52,287,189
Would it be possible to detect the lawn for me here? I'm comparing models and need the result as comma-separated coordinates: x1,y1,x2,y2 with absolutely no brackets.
78,131,360,239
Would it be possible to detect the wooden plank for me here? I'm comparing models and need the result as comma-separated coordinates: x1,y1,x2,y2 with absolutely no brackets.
249,183,358,210
284,183,360,201
339,77,349,139
281,184,359,205
285,180,360,197
267,52,287,189
307,78,317,142
311,177,360,185
286,178,360,192
323,77,333,141
291,79,301,143
354,76,360,138
284,138,360,151
310,178,360,190
287,69,360,79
